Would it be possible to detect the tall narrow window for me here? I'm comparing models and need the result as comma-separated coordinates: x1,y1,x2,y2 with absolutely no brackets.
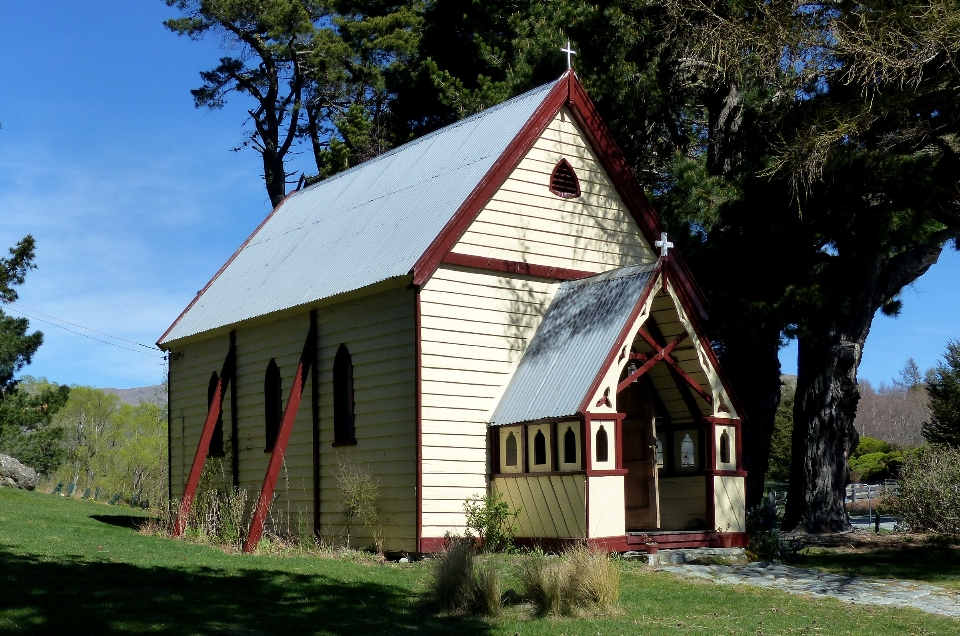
333,344,356,445
207,372,224,457
534,430,547,465
719,430,731,464
264,359,282,451
595,425,608,463
680,433,695,467
549,158,581,198
564,427,577,464
505,432,518,467
655,436,664,468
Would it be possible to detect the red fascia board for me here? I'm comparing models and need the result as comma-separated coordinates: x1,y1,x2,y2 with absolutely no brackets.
441,252,596,281
411,75,572,286
663,259,746,420
576,261,663,415
157,192,296,347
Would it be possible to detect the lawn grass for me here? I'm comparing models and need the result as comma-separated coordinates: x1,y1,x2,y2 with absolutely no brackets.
803,534,960,591
1,488,958,635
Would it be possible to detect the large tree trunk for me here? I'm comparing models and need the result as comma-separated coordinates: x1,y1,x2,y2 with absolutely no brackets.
782,328,866,532
721,330,784,510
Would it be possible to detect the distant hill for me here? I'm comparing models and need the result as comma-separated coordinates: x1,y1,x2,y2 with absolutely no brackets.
101,384,166,406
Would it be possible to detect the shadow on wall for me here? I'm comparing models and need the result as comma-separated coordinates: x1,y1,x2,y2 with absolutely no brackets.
0,547,492,636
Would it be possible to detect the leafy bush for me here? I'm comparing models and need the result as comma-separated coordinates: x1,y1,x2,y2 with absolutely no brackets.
853,436,893,457
849,450,904,482
892,445,960,534
463,491,520,552
521,545,620,616
746,493,802,562
335,458,380,550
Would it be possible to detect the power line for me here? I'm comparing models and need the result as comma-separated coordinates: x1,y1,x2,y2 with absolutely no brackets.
10,302,161,350
2,304,166,360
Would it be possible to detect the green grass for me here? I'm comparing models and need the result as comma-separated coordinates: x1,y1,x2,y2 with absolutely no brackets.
803,538,960,591
1,488,958,635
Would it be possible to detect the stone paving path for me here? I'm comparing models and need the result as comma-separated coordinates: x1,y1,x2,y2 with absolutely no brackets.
659,562,960,618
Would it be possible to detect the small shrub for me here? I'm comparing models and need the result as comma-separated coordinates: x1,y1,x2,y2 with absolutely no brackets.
430,536,477,612
892,445,960,534
521,545,620,616
335,458,380,549
463,491,520,552
746,493,801,562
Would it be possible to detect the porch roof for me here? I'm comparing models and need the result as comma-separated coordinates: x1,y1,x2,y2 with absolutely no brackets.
490,263,658,426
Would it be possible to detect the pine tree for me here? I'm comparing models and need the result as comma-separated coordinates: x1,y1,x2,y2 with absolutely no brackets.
923,340,960,447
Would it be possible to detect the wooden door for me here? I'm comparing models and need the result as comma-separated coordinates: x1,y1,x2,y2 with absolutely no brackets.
623,416,660,530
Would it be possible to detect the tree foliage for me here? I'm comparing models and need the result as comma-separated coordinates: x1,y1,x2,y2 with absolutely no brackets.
51,387,168,505
923,339,960,447
0,377,70,475
163,0,422,204
0,236,43,398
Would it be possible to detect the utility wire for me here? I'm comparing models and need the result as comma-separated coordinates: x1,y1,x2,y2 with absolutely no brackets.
2,304,166,359
10,302,161,350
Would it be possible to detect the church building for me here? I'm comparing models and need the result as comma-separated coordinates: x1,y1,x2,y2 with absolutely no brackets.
158,71,747,554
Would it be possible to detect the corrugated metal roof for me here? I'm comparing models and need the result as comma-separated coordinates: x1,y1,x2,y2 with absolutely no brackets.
490,264,658,426
160,79,560,345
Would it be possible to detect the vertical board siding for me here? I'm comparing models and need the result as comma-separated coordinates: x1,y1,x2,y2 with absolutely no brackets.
168,286,417,552
492,476,586,538
714,475,746,533
455,107,657,272
587,475,626,538
420,266,560,537
657,477,707,531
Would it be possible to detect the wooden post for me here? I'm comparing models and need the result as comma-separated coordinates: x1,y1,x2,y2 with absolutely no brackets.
243,321,316,553
173,340,235,537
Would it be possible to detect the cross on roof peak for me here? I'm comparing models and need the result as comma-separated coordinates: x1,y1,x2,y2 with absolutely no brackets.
655,231,674,258
561,40,576,70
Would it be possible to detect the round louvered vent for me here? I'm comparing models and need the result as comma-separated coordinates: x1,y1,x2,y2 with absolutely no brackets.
549,158,581,198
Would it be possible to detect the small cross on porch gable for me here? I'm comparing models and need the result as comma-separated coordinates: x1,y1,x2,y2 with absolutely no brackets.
655,231,673,258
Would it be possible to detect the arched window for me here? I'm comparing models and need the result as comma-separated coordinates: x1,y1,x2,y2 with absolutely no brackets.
720,430,730,464
549,158,581,198
680,433,695,467
264,359,282,451
333,344,356,445
655,436,664,468
534,430,547,465
505,432,518,467
595,425,608,463
564,427,577,464
207,372,224,457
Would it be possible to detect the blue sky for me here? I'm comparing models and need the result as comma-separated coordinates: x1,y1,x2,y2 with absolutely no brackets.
1,3,958,390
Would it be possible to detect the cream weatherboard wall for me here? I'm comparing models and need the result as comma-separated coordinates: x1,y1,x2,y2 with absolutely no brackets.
419,266,559,537
168,285,417,552
455,106,657,271
419,106,657,539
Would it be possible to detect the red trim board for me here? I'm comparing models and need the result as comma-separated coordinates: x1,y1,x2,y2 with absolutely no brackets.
415,290,424,553
173,338,235,537
243,320,316,552
441,252,596,281
411,76,570,286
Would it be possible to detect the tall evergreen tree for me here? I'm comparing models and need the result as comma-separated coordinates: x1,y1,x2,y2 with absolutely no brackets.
923,340,960,447
0,236,43,399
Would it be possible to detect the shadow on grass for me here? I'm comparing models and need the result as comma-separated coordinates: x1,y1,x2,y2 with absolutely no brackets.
89,514,150,531
804,542,960,586
0,547,492,636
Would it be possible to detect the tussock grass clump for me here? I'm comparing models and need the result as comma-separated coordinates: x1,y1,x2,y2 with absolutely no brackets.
522,545,620,616
430,537,477,612
428,537,504,616
472,557,503,617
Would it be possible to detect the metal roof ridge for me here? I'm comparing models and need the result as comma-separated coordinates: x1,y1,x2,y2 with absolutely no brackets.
290,78,562,199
